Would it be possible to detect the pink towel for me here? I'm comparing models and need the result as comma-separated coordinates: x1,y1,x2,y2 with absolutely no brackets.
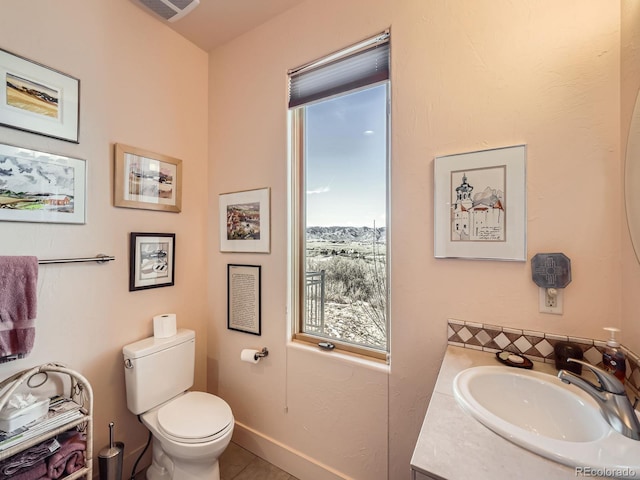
0,256,38,362
9,461,46,480
46,433,85,479
64,450,85,474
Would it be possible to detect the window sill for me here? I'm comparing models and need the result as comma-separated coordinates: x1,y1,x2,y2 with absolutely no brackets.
289,336,390,371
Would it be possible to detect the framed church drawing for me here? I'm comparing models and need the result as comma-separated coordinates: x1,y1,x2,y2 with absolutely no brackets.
434,145,526,261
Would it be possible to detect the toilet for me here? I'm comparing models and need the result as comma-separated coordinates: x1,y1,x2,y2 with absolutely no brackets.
123,329,234,480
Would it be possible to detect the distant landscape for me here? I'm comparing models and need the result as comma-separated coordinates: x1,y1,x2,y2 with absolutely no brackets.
307,225,387,242
306,225,386,256
6,73,59,118
0,153,75,213
0,189,74,213
227,202,261,240
305,226,387,349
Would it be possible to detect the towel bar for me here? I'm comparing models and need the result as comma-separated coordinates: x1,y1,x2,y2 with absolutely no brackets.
38,254,115,265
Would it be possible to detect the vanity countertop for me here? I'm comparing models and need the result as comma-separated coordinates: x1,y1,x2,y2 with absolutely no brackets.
410,345,607,480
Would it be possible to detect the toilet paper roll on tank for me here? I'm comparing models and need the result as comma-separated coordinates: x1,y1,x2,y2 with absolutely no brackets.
153,313,177,338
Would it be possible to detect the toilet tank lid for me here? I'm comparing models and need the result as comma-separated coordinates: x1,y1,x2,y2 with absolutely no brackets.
123,329,195,359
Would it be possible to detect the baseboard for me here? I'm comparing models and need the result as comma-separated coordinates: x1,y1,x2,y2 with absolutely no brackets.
232,421,353,480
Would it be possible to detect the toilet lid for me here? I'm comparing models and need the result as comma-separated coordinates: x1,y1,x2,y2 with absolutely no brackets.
157,392,233,441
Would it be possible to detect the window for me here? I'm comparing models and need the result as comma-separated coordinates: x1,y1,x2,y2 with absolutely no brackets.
288,32,390,360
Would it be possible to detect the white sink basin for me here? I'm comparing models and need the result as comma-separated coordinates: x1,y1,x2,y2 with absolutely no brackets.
453,366,640,474
455,366,606,442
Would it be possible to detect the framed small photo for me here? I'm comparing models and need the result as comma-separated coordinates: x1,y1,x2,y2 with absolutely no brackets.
227,264,261,335
219,187,270,253
0,143,86,224
129,232,176,291
114,143,182,213
434,145,526,261
0,48,80,143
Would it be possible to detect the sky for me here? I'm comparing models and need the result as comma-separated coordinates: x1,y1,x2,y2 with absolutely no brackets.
0,153,75,195
305,84,388,228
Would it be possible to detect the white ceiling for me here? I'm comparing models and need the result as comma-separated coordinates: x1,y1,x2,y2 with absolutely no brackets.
162,0,304,51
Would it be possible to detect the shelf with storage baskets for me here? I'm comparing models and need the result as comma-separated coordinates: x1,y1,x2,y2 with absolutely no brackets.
0,363,93,479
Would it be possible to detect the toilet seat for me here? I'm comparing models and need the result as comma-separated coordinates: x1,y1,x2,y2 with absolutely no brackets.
157,391,233,444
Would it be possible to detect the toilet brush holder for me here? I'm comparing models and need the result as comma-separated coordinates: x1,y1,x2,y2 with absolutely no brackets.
99,422,124,480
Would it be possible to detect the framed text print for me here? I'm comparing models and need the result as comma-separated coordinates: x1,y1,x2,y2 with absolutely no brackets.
227,264,261,335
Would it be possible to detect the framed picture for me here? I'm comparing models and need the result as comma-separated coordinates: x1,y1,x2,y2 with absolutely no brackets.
0,48,79,143
434,145,526,261
0,143,85,224
219,187,270,253
129,232,176,291
227,264,261,335
114,143,182,213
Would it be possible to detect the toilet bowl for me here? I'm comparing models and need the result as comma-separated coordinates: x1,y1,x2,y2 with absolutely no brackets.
142,392,234,480
123,329,234,480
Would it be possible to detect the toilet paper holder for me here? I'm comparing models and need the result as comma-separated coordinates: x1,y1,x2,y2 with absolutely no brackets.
254,347,269,360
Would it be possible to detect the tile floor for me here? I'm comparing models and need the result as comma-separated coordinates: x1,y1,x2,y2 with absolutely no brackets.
133,442,299,480
220,442,299,480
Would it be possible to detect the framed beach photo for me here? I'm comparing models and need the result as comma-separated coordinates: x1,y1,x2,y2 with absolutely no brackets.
434,145,526,261
0,48,80,143
219,187,270,253
129,232,176,291
114,143,182,213
0,143,86,224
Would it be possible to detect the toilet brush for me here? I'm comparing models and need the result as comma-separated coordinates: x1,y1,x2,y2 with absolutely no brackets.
99,422,125,480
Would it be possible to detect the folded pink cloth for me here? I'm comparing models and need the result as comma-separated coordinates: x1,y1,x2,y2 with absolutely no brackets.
46,433,85,479
10,461,46,480
0,437,59,479
0,256,38,362
64,450,85,474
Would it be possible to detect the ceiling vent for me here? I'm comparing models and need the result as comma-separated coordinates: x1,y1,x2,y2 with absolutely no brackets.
131,0,200,23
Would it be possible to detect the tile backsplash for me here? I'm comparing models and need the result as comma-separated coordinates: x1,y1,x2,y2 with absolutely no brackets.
447,318,640,397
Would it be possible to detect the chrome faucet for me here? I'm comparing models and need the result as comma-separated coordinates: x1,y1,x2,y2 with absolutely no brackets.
558,358,640,440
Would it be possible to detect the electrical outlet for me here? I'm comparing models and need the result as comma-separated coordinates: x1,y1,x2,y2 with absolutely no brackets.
545,288,557,308
539,287,563,314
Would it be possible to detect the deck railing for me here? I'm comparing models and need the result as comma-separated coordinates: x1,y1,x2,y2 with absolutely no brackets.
305,270,325,332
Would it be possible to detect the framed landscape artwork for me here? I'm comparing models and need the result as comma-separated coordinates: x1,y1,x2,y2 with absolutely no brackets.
129,232,176,291
434,145,526,261
0,48,80,143
0,143,86,224
114,143,182,213
219,187,270,253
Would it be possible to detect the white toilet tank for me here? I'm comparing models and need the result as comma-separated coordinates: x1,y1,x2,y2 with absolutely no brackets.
123,329,195,415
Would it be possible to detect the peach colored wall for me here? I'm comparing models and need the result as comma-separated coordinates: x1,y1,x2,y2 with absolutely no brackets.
622,1,640,354
207,1,391,476
0,1,209,477
208,0,621,478
0,1,625,479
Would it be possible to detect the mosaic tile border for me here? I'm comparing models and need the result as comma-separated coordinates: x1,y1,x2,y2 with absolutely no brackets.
447,318,640,397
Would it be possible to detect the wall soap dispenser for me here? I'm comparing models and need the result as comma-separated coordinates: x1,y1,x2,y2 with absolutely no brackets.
602,327,626,384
